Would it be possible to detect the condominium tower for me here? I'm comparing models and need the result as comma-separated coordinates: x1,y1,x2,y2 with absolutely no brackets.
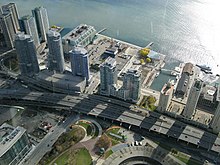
0,12,16,48
32,6,49,42
210,86,220,133
100,57,117,95
70,46,90,82
47,30,65,73
15,33,40,76
19,15,40,48
122,68,141,102
158,80,174,112
182,80,203,119
1,3,20,31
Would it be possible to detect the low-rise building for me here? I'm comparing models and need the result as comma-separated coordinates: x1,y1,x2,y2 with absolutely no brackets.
197,84,217,109
182,62,194,76
175,73,189,97
35,69,86,94
0,123,32,165
62,24,96,54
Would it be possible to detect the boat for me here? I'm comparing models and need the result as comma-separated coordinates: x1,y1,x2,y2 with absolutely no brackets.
155,72,160,77
196,64,212,71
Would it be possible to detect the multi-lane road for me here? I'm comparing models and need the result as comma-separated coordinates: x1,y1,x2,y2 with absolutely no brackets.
21,114,80,165
0,89,220,156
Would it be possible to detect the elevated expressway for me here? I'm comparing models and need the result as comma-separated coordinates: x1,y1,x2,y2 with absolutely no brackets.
0,89,219,155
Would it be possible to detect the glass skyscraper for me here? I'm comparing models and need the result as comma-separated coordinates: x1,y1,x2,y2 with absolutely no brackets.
15,32,40,76
32,6,49,42
19,15,40,48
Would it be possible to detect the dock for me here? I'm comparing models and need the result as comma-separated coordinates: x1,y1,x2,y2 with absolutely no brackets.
96,28,107,34
145,42,154,48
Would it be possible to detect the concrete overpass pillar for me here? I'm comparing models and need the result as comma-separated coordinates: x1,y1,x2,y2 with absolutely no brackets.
111,120,114,123
120,122,122,126
128,125,131,130
103,117,106,121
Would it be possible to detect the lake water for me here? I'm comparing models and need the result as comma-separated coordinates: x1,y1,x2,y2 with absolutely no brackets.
1,0,219,74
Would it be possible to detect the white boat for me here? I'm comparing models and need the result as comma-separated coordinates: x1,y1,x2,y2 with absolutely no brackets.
155,72,160,77
171,71,178,76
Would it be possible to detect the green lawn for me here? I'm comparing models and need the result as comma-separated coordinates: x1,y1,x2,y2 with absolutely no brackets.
173,153,202,165
75,148,92,165
111,138,120,146
106,128,120,134
54,148,92,165
106,128,122,146
54,151,69,165
77,121,93,136
104,149,113,159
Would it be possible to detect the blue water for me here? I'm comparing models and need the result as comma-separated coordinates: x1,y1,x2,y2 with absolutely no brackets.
1,0,219,74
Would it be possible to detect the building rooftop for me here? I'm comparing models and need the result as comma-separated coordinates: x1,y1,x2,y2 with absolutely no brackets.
126,65,141,77
2,3,16,8
33,6,46,11
0,12,11,18
201,85,217,102
194,80,202,89
36,69,85,88
176,73,189,95
62,24,96,41
102,57,117,68
15,32,31,41
148,50,161,60
0,123,26,157
47,29,60,38
20,15,32,20
183,62,194,75
70,46,88,55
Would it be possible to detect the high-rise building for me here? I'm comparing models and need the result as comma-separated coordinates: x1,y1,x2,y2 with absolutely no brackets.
0,123,32,165
100,57,117,95
210,86,220,133
1,3,20,32
15,32,40,76
122,68,141,102
0,12,16,48
47,30,65,73
19,15,40,48
183,80,203,119
70,47,90,82
158,80,174,112
0,8,3,15
32,6,49,42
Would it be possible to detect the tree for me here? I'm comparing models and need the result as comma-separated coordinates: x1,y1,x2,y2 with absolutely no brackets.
139,48,150,56
95,134,111,150
140,59,145,65
147,95,156,104
146,57,152,63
